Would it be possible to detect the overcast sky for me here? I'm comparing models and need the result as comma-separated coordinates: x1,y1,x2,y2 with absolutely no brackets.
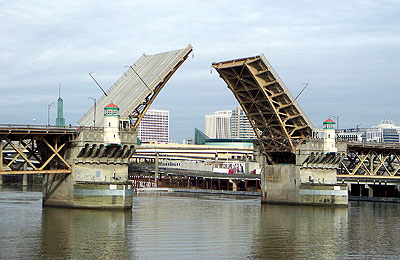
1,0,399,142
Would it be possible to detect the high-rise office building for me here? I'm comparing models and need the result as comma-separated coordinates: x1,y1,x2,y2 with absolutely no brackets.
231,106,256,139
204,106,256,139
205,110,232,138
137,109,169,143
366,119,400,143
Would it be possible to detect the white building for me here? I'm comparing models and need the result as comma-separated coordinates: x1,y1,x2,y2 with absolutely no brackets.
231,106,256,139
336,132,363,142
366,119,400,143
205,110,232,139
137,109,169,143
323,118,337,153
103,103,121,144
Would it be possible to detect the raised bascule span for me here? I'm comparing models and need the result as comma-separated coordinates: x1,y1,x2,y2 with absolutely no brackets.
1,45,193,210
212,55,314,161
213,55,349,206
79,44,193,128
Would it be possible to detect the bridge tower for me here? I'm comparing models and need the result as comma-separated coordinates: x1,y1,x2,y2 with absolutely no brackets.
104,103,121,144
323,118,337,153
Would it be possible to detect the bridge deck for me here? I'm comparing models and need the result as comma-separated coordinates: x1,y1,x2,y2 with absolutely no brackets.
79,45,193,128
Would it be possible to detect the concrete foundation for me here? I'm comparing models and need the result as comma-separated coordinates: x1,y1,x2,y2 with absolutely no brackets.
42,128,136,210
261,165,348,206
260,140,348,206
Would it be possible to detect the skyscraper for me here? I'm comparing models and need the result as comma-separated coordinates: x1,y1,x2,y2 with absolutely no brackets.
56,85,65,127
230,106,256,139
137,109,169,143
205,110,232,138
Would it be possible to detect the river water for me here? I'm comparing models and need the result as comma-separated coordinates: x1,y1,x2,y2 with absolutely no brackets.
1,186,400,260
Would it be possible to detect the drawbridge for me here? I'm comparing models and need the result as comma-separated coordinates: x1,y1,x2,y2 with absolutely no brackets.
2,45,193,176
79,44,193,128
212,55,314,163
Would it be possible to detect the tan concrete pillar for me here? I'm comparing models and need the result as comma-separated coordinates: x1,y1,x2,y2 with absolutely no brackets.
0,175,3,186
230,179,237,191
154,153,159,187
245,156,249,174
22,174,28,186
368,184,374,198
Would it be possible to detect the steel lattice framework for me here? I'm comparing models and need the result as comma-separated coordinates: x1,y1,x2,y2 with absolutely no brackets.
0,126,78,175
338,143,400,179
212,55,313,156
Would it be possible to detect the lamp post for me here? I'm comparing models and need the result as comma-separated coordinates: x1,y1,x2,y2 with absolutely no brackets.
47,102,56,126
88,97,96,127
329,115,339,130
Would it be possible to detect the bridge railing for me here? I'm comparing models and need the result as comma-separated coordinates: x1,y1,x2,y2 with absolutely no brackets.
0,124,80,131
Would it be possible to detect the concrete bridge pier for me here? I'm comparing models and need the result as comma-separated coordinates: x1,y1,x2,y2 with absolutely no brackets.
259,140,348,206
0,175,3,186
42,127,136,210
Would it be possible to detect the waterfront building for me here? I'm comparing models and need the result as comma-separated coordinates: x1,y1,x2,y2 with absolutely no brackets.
205,110,232,138
336,132,363,142
231,106,256,139
366,119,400,143
137,109,169,143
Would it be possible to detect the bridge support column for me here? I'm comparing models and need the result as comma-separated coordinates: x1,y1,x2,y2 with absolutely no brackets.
230,179,237,191
368,184,374,198
22,163,28,186
0,175,3,186
245,156,249,174
155,153,159,187
22,174,28,186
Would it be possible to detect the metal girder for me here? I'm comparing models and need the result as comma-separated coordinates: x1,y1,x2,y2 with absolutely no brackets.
0,133,73,175
339,147,400,177
212,55,313,154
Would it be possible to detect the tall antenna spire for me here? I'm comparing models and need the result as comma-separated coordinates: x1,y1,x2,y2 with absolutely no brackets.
59,82,61,98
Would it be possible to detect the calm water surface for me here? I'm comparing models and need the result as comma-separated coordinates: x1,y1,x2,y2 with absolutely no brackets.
1,186,400,260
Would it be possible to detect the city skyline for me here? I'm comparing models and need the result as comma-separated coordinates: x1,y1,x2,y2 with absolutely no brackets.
0,1,399,143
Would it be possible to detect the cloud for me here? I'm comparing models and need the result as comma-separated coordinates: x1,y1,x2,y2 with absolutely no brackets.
0,0,399,141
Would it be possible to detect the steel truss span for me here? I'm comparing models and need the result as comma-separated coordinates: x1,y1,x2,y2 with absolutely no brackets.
0,127,77,175
79,44,193,128
212,55,313,155
339,143,400,178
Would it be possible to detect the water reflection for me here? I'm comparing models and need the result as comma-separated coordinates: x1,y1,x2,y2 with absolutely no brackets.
129,192,261,259
2,188,400,259
251,205,348,259
40,207,133,260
